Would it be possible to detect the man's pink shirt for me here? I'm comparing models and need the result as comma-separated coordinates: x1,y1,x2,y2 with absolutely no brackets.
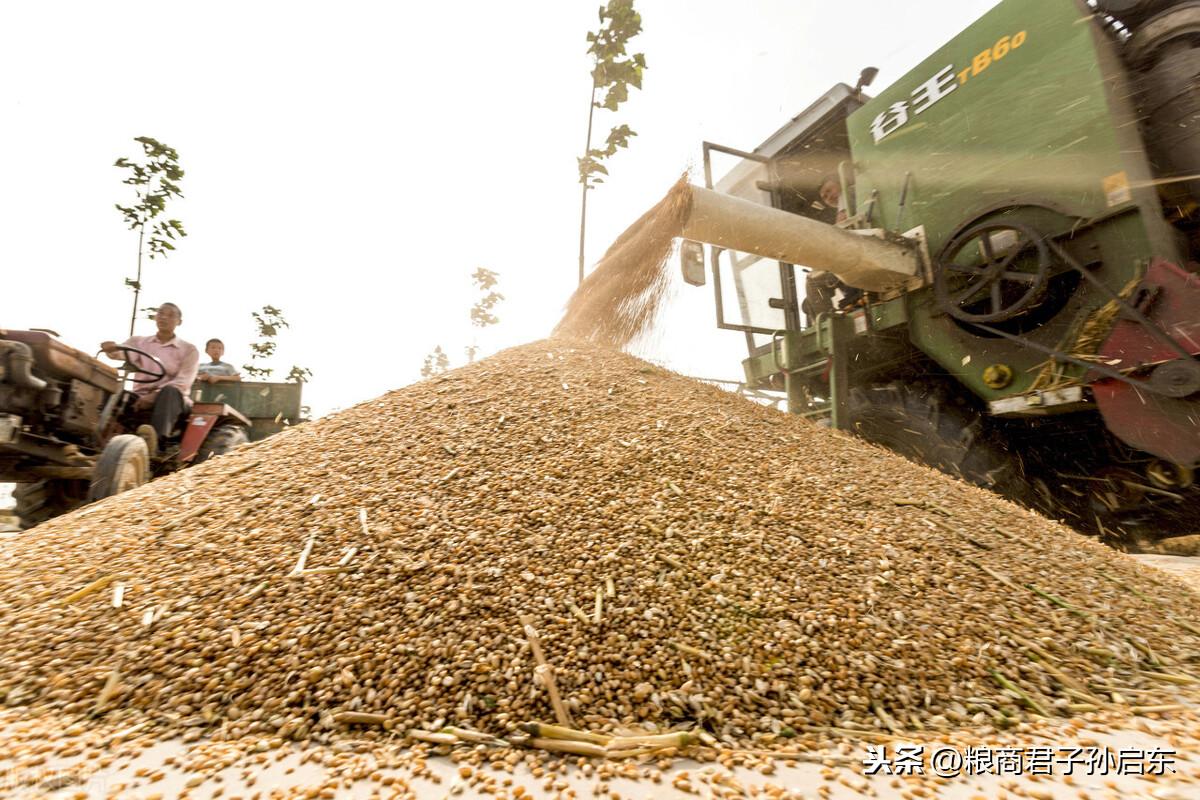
122,334,200,400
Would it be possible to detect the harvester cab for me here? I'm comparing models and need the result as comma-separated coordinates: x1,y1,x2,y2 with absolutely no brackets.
695,79,884,344
681,0,1200,542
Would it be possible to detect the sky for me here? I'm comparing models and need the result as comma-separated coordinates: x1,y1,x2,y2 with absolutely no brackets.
1,0,1000,418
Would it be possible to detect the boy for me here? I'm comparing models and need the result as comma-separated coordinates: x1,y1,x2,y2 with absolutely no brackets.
196,338,241,384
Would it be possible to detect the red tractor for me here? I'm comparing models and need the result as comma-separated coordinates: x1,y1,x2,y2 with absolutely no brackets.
0,329,252,528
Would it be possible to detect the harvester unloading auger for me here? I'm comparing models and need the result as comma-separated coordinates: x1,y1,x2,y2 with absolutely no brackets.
560,0,1200,545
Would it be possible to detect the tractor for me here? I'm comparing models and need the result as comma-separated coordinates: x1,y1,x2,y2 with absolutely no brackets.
676,0,1200,542
0,329,303,528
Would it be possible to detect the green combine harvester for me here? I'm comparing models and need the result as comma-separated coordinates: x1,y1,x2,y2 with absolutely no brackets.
679,0,1200,541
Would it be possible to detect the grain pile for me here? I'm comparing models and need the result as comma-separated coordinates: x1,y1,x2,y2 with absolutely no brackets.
1,341,1199,752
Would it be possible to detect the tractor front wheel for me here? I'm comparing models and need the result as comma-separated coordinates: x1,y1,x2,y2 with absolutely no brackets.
88,434,150,502
847,382,1026,501
13,479,87,529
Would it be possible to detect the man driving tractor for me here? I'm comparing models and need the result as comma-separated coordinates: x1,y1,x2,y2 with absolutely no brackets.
100,302,199,454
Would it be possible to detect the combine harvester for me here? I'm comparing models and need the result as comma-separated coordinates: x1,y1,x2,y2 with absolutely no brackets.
667,0,1200,542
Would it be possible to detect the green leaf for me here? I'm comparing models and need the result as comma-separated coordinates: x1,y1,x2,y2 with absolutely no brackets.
600,81,628,110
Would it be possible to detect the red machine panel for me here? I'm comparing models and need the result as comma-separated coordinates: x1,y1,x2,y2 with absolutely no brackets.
1092,259,1200,466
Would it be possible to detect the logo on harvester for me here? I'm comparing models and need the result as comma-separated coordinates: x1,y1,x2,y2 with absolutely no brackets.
870,30,1027,144
870,66,957,143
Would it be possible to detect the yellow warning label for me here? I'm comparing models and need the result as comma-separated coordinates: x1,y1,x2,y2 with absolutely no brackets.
1103,171,1132,207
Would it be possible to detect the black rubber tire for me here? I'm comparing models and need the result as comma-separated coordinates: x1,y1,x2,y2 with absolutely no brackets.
848,382,1026,499
88,434,150,502
13,479,87,530
196,424,249,463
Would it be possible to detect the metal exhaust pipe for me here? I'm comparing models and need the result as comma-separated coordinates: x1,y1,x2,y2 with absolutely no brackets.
0,341,48,391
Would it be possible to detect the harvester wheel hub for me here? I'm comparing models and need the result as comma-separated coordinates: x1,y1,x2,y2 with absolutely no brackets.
935,220,1051,323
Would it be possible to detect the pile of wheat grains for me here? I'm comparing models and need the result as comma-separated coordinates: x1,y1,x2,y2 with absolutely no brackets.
0,340,1197,753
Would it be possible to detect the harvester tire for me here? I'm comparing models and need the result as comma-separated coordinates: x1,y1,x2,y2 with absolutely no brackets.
13,479,87,530
196,424,249,463
848,382,1025,499
88,434,149,502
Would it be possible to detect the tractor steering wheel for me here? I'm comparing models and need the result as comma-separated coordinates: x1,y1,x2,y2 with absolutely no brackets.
100,345,168,384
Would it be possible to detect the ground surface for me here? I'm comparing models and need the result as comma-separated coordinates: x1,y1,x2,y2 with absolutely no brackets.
1135,555,1200,594
0,707,1196,799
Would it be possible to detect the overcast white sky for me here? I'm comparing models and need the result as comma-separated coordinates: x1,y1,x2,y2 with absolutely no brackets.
1,0,999,417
